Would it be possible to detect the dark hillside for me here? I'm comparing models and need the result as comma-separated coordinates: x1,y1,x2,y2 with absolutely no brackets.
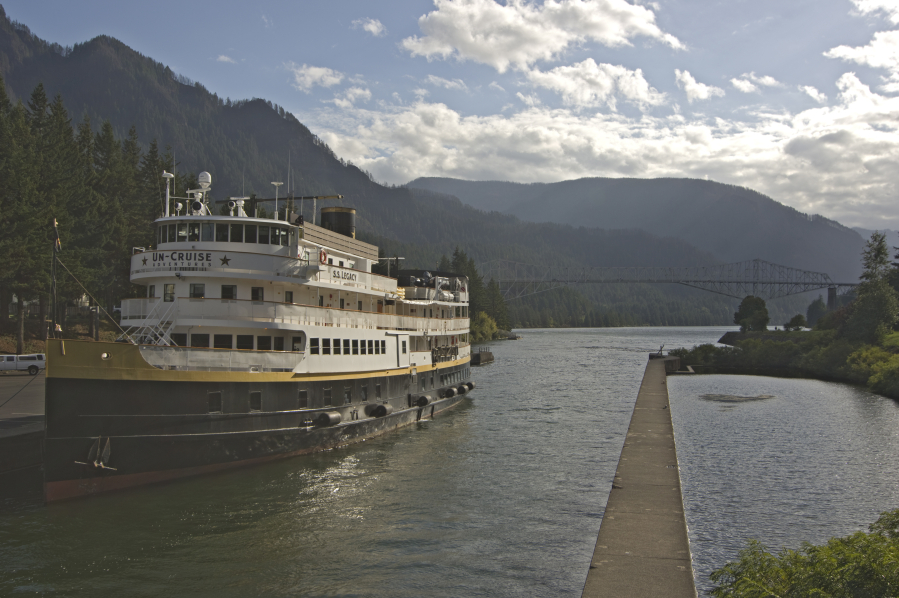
407,177,866,282
0,6,785,326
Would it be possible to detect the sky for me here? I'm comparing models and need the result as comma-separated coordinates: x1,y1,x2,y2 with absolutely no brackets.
5,0,899,229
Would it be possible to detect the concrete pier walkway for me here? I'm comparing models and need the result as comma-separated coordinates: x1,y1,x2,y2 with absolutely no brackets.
582,356,697,598
0,372,45,473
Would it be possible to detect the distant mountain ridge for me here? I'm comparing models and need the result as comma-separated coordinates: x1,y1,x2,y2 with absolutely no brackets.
0,6,833,325
407,177,866,282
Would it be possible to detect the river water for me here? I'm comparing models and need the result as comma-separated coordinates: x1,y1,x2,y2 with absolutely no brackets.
1,327,898,596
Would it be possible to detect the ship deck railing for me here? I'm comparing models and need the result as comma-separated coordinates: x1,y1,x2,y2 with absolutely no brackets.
121,297,471,335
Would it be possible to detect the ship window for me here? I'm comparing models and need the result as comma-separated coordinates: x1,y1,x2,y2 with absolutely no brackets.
188,223,200,242
251,287,264,301
328,258,333,265
148,285,155,298
279,228,288,246
298,389,308,409
245,224,257,243
214,334,233,349
360,385,368,402
157,226,163,245
339,298,344,309
215,223,229,242
236,335,254,350
190,334,209,348
352,340,358,355
230,224,243,243
430,373,434,388
310,338,319,354
420,377,426,390
274,337,284,351
375,341,380,355
343,339,350,354
376,383,382,399
333,338,341,355
189,283,205,298
339,261,344,267
177,223,188,241
344,387,352,404
164,284,175,302
168,224,176,242
285,291,293,303
456,307,461,317
358,301,362,311
201,222,214,242
323,388,332,406
322,339,331,355
402,341,407,354
318,296,323,307
171,333,187,347
221,285,236,299
208,391,223,414
381,340,386,354
258,225,270,244
368,340,374,354
292,336,305,352
257,336,272,351
249,391,262,412
360,340,366,355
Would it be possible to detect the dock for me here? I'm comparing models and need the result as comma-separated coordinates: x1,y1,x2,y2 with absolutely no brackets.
0,373,45,474
582,355,697,598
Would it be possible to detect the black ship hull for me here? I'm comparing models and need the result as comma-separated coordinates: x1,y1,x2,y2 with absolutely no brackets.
44,340,472,501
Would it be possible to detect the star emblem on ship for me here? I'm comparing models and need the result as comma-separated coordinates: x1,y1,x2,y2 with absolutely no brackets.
141,257,147,265
220,255,231,266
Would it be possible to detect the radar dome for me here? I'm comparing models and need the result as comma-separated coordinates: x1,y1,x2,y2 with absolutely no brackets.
198,171,212,189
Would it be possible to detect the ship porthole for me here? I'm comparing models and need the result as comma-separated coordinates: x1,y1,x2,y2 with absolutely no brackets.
101,353,111,360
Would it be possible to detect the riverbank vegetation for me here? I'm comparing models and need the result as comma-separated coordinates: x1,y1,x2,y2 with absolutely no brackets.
671,232,899,399
709,508,899,597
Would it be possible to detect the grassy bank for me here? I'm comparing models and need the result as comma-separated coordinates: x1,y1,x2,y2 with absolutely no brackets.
0,317,121,354
670,329,899,400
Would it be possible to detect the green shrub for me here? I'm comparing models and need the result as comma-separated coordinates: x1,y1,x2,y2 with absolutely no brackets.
710,509,899,598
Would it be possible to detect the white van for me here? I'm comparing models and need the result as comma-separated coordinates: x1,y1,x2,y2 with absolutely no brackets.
0,354,46,375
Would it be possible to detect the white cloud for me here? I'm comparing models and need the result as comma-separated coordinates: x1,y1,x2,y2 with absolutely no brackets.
313,72,899,228
731,78,759,93
730,72,782,93
800,85,827,103
516,92,542,106
401,0,683,73
489,81,506,92
217,55,237,64
425,75,469,91
674,69,725,103
825,29,899,72
527,59,665,110
352,17,387,37
262,14,273,28
331,87,372,109
851,0,899,23
747,72,783,87
286,62,345,92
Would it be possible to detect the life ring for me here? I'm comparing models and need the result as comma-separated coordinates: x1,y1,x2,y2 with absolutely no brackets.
319,249,327,264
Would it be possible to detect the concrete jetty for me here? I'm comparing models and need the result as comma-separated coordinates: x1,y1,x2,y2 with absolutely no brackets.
582,356,697,598
0,373,45,473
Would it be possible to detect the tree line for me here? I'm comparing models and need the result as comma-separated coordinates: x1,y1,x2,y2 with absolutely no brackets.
0,78,196,352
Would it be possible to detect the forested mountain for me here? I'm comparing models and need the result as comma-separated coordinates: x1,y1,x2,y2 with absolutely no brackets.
407,177,867,282
0,6,813,330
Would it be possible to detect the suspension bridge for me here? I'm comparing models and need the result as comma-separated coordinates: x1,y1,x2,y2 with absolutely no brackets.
478,258,858,305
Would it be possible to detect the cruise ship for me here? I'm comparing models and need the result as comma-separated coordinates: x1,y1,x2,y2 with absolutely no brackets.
43,172,473,501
